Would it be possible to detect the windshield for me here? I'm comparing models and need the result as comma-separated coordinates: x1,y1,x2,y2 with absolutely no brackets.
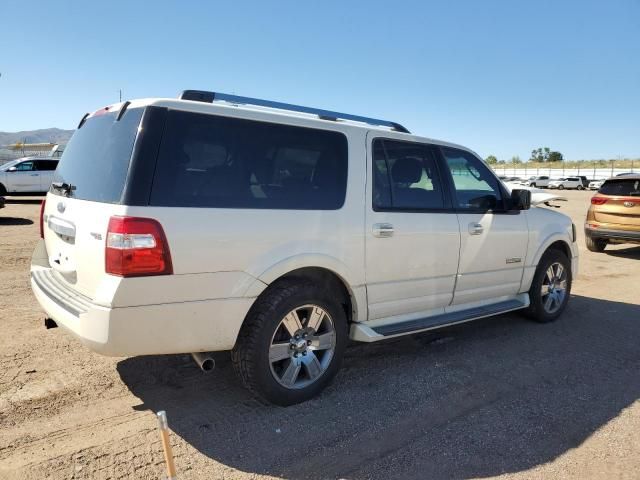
0,160,20,171
52,107,144,203
600,179,640,196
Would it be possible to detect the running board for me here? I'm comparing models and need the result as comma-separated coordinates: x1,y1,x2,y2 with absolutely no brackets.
351,297,528,342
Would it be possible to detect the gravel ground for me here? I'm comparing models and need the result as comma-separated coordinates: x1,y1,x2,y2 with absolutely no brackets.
0,191,638,480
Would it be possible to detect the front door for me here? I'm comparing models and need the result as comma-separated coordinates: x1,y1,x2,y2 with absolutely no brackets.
8,160,41,192
365,135,461,321
438,146,528,306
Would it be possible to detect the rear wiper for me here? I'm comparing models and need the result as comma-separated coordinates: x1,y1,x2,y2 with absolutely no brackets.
51,182,76,196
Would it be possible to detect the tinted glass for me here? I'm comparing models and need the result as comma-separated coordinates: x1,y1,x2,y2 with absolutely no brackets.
441,147,503,210
150,111,348,209
35,160,58,171
599,178,640,196
372,139,445,210
52,108,144,203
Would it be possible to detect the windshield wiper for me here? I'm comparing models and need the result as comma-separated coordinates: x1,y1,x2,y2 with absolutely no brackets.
51,181,76,196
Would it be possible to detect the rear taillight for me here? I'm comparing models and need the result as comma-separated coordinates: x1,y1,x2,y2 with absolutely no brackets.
105,216,173,277
39,199,46,238
591,197,608,205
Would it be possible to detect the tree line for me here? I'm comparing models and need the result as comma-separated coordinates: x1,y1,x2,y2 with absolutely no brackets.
485,147,564,165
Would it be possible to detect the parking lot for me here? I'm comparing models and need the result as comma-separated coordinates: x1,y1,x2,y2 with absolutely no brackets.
0,190,638,479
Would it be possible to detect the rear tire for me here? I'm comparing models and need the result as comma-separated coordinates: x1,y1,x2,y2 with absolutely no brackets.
530,183,536,188
231,278,347,406
577,185,584,190
585,235,607,252
523,249,572,323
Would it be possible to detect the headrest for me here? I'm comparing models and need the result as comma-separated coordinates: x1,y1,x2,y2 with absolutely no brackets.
391,157,422,184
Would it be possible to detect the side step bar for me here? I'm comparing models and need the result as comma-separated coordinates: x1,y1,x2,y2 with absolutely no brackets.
351,297,528,342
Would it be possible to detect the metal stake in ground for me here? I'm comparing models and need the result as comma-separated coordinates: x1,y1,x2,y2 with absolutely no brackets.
157,410,177,479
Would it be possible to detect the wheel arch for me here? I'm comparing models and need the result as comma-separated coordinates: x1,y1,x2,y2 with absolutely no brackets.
252,256,365,324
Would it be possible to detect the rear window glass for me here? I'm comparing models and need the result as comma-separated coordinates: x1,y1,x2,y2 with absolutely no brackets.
52,108,143,203
599,179,640,196
150,110,348,209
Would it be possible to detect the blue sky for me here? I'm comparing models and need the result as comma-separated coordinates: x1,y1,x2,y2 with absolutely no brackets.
1,0,638,160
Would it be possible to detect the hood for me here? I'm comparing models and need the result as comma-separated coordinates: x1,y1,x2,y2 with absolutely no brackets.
504,184,567,206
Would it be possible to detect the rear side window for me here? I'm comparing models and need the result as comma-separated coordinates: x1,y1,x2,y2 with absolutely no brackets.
52,108,144,203
35,160,58,171
150,110,348,209
599,179,640,196
372,139,445,210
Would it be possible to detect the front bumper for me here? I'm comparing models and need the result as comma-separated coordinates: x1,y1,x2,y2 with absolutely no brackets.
30,240,254,356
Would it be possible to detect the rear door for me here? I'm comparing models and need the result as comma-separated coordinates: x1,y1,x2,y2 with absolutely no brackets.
595,178,640,228
35,160,58,192
364,136,460,321
438,146,528,306
43,107,144,299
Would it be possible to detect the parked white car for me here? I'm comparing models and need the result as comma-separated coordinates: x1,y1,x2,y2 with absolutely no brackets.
547,177,584,190
31,91,579,405
588,179,605,190
523,175,550,188
0,157,59,196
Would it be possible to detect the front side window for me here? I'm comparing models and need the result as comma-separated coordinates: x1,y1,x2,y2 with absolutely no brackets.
150,111,348,209
15,161,34,171
372,139,445,210
440,147,503,210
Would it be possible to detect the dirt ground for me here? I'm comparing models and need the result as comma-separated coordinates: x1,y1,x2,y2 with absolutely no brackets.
1,191,639,480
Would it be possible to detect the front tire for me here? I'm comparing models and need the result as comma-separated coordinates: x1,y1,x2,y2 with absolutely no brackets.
558,185,565,190
231,278,347,406
577,185,584,190
523,249,572,323
585,235,607,252
0,184,6,196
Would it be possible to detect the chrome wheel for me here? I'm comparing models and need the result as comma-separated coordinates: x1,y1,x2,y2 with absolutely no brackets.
269,304,336,390
541,262,567,314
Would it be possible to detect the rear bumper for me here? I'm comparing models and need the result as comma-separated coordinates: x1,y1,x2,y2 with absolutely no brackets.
585,226,640,243
30,240,254,356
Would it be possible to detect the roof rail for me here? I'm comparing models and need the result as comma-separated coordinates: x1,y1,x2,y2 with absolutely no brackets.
178,90,410,133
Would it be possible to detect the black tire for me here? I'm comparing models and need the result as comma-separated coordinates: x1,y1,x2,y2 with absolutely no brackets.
523,249,572,323
577,185,584,190
231,278,347,406
0,184,6,196
585,235,607,252
558,184,565,190
530,183,536,188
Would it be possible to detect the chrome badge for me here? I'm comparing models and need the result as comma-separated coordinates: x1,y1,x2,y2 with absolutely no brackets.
623,201,635,208
57,202,66,213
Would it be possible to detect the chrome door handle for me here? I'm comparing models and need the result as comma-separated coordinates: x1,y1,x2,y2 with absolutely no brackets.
373,223,394,238
468,222,484,235
30,174,39,176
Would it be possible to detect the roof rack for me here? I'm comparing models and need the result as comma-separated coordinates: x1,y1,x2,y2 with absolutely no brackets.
178,90,410,133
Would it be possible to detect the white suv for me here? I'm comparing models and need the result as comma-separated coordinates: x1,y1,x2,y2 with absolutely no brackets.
31,91,579,405
548,177,584,190
0,157,59,195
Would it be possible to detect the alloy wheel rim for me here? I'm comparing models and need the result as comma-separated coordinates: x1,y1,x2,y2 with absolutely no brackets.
541,262,568,314
269,304,336,390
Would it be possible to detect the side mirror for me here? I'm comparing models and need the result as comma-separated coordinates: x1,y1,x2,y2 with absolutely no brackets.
7,166,17,172
511,189,531,210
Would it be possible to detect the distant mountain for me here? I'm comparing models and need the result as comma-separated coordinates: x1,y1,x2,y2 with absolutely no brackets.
0,128,74,147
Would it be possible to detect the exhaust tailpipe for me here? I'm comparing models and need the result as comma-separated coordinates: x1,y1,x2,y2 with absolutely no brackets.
191,352,215,372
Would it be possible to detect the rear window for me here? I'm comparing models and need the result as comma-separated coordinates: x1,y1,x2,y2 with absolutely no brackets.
52,108,144,203
599,178,640,196
150,110,348,209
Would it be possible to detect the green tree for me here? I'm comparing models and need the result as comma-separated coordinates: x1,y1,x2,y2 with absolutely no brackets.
543,147,551,161
548,151,563,162
485,155,498,165
511,155,522,164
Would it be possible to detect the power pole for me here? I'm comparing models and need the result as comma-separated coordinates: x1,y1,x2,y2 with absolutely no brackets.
119,89,122,102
